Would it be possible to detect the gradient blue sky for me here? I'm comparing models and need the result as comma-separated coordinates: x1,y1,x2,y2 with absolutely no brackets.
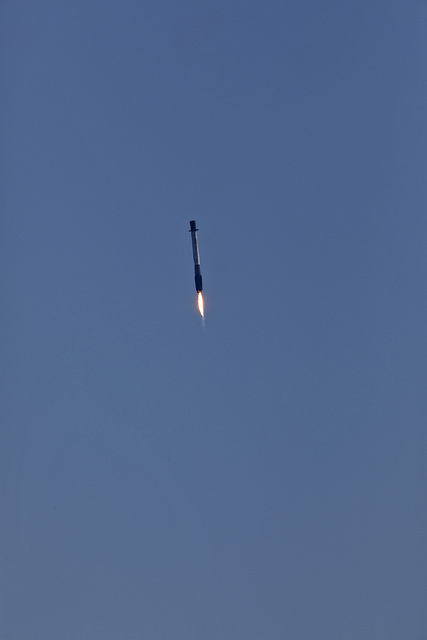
1,2,427,638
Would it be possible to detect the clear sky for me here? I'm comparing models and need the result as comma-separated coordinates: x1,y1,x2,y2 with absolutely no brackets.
1,1,426,638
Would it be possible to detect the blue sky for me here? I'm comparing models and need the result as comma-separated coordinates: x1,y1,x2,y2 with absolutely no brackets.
1,1,427,638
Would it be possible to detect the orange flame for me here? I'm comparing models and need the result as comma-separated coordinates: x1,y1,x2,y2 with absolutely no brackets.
197,292,204,317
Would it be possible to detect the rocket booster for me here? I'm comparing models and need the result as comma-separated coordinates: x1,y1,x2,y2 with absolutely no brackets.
189,220,203,292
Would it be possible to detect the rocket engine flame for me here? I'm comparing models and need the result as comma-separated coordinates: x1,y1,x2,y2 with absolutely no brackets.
198,292,204,318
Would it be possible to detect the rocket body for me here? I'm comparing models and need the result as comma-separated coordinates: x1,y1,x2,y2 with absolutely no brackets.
189,220,203,292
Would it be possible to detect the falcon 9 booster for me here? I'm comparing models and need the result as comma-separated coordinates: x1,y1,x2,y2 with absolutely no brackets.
189,220,203,293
